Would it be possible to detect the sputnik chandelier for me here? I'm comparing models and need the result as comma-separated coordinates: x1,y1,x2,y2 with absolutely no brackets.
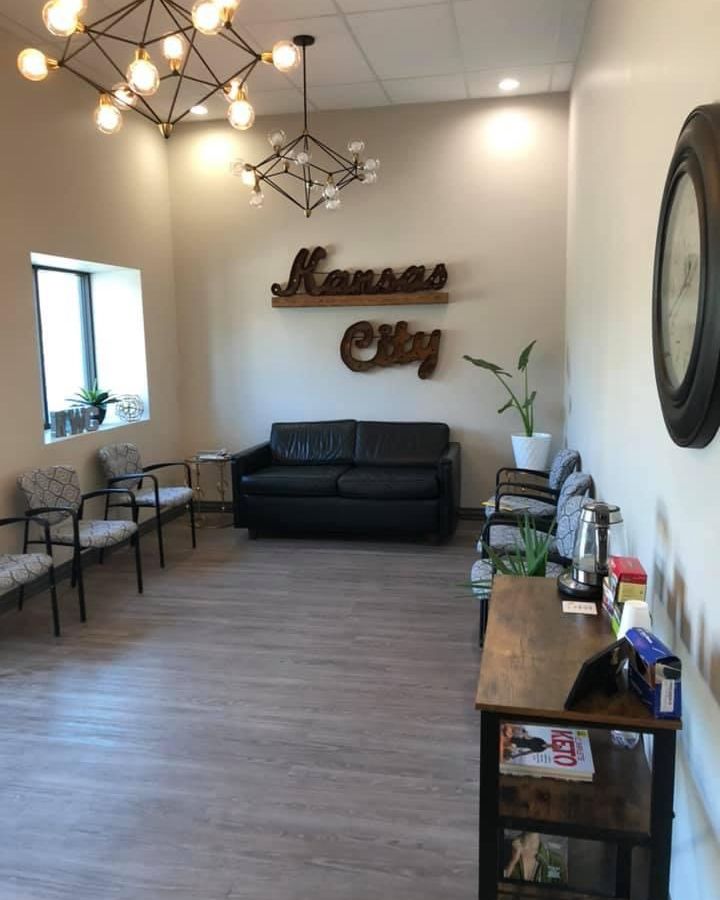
231,35,380,217
16,0,302,137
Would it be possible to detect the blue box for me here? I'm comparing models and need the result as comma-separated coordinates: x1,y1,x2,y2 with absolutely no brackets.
626,627,682,719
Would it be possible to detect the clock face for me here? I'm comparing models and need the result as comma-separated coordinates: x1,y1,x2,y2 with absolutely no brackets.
659,172,701,388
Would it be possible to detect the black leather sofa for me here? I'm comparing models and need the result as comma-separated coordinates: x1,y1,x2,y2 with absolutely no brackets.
231,420,461,541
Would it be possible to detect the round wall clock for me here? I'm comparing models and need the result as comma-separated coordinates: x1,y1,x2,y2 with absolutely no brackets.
653,104,720,447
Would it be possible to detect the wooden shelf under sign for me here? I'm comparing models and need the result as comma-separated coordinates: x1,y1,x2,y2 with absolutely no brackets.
271,292,449,308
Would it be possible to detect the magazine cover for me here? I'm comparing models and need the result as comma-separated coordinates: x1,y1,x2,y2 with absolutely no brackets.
503,831,568,884
500,723,595,782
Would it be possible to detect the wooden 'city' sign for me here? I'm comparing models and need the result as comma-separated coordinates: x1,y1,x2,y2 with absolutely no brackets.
340,320,442,380
271,247,449,308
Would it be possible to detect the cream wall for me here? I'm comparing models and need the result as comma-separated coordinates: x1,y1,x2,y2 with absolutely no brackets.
0,27,181,548
166,94,569,505
567,2,720,895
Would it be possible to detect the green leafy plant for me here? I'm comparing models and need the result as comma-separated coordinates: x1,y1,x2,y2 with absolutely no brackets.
469,515,556,594
66,380,118,409
463,340,538,437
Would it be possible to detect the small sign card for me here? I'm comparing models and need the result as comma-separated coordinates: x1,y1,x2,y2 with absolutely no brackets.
562,600,598,616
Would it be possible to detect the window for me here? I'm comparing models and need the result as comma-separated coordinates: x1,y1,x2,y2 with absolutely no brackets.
32,253,150,439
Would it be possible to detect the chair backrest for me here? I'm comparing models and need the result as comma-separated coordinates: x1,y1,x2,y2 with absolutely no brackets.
554,472,594,560
548,449,581,491
98,443,143,481
17,466,82,523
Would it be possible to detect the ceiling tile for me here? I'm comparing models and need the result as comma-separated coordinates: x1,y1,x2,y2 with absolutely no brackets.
245,16,376,85
247,88,307,115
383,74,467,105
232,0,337,25
336,0,440,12
453,0,564,70
467,64,553,98
311,81,389,110
347,5,462,79
550,61,574,91
556,0,591,60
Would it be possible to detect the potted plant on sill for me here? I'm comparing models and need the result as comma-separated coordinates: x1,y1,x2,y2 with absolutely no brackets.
463,340,552,470
67,381,118,427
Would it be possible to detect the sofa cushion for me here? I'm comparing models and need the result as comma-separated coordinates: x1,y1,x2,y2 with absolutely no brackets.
241,465,349,497
270,420,356,465
354,421,449,466
337,466,439,500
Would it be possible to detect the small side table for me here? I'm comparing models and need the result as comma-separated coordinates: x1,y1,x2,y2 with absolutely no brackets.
185,455,232,528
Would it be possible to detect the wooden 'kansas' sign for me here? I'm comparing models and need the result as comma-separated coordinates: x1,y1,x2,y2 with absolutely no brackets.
271,247,449,308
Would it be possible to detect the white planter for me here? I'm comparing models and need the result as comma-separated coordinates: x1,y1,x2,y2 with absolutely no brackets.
511,432,552,470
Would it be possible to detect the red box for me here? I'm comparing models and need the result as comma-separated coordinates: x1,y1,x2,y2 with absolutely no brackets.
609,557,647,585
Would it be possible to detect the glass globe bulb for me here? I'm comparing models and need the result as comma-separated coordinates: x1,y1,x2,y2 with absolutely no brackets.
249,188,264,208
295,150,311,166
361,171,377,184
325,197,341,211
192,0,223,35
323,182,338,200
267,129,286,151
42,0,79,37
363,157,379,172
126,49,160,97
227,94,255,131
162,34,186,68
94,95,123,135
111,81,137,109
231,160,257,187
271,40,300,73
219,0,240,23
348,140,365,156
17,48,52,82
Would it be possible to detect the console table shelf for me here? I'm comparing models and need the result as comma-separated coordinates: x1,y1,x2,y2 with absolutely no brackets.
475,575,681,900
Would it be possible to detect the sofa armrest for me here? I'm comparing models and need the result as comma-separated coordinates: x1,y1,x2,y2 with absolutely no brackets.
231,442,272,528
438,442,461,539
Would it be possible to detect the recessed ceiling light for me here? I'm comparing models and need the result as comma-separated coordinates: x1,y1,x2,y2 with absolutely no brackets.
498,78,520,92
190,104,209,116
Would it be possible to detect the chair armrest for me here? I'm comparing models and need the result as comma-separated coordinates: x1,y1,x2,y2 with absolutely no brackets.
80,488,138,518
495,465,549,488
231,442,272,478
0,516,54,556
143,461,192,487
495,484,558,507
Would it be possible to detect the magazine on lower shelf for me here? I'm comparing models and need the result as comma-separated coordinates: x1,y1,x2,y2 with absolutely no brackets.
503,830,568,885
500,722,595,782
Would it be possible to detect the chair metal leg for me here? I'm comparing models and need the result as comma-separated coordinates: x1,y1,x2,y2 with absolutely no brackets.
99,496,110,565
134,531,144,594
71,553,77,588
155,506,165,568
48,566,60,638
189,500,197,549
75,546,87,622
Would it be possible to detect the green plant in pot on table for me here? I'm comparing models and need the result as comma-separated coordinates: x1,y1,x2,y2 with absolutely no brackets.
463,339,552,470
67,381,118,426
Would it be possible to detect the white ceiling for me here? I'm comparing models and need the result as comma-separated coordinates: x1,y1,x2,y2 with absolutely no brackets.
0,0,591,118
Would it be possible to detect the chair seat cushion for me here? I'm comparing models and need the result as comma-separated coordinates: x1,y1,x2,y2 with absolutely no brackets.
0,554,52,593
134,485,193,508
241,465,349,497
337,466,439,500
483,493,556,519
51,519,138,549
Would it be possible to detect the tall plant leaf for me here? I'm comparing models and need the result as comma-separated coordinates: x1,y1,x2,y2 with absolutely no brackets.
517,340,537,372
462,355,511,376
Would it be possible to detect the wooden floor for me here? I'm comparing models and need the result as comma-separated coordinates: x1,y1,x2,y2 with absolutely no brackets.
0,520,480,900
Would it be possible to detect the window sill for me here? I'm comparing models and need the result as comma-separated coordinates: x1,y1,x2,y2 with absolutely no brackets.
43,415,150,445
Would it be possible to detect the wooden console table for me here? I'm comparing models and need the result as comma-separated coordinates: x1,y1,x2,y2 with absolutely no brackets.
475,576,681,900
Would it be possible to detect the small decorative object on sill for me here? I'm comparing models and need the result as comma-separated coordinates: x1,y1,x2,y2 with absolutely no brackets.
66,381,118,427
558,500,626,599
340,320,441,380
68,407,86,435
116,394,145,424
463,340,551,469
50,409,68,439
271,247,448,306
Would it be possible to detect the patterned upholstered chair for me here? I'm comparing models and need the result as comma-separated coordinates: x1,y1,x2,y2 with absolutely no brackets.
483,448,581,522
97,443,195,568
0,516,60,636
471,471,593,645
17,465,143,621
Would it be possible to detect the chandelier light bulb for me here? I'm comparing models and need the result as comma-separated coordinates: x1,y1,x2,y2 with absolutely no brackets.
271,40,301,73
231,160,257,187
295,150,312,166
219,0,240,23
111,81,137,109
249,186,264,208
126,49,160,96
42,0,81,36
348,140,365,156
94,94,123,134
361,171,377,184
17,48,54,82
325,197,341,211
162,34,186,69
192,0,223,35
363,157,380,173
227,91,255,130
323,181,338,200
267,129,286,151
